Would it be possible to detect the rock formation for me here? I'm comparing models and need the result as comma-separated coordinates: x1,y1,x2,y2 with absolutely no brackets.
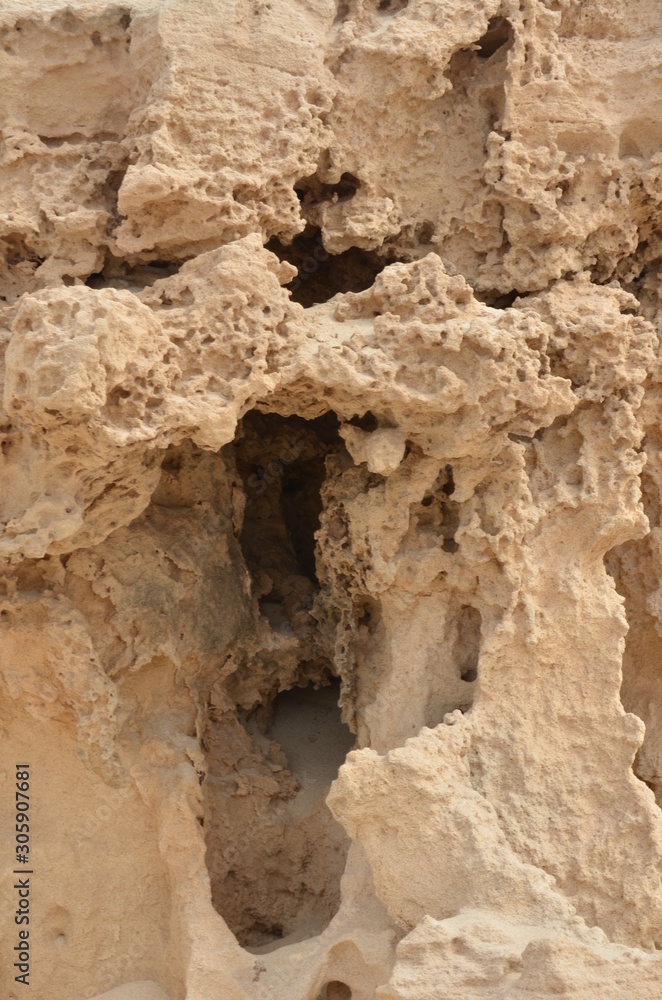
2,0,662,997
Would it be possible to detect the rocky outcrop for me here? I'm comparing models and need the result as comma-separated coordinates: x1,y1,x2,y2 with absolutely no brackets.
2,2,662,998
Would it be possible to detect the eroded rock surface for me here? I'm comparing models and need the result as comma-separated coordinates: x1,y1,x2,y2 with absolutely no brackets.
2,1,662,998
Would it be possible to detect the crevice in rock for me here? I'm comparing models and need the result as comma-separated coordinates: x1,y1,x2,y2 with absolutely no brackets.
446,17,514,91
347,410,379,432
200,409,357,952
424,602,481,725
415,220,436,246
37,130,121,147
333,0,352,24
416,464,461,554
296,172,361,209
456,605,481,687
230,409,343,620
605,466,662,811
202,674,354,951
199,700,350,948
476,288,528,309
101,158,130,225
266,225,397,307
476,17,513,59
86,255,182,291
0,234,46,301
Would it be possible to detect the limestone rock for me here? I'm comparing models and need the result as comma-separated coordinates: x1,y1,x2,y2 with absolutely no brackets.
2,1,662,999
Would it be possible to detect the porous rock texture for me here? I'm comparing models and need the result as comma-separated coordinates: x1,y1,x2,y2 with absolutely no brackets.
3,0,662,998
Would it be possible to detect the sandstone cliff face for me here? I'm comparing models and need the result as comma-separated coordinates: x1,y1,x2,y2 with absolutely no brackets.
2,1,662,998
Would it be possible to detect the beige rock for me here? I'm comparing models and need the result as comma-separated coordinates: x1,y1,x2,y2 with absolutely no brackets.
339,425,407,476
2,1,662,999
91,985,172,1000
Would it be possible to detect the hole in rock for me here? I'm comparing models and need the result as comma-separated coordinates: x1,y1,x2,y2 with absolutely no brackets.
476,17,514,59
231,409,344,623
356,594,380,630
415,464,461,553
378,0,408,12
265,681,355,820
334,0,352,22
444,15,513,111
415,220,435,245
86,255,181,291
203,409,356,951
456,606,481,686
348,410,379,432
317,983,353,1000
476,288,525,309
266,225,396,307
203,675,355,952
4,235,45,269
426,604,481,725
443,464,456,496
296,172,361,207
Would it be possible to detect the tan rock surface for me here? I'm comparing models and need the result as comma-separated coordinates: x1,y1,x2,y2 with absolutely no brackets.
2,1,662,998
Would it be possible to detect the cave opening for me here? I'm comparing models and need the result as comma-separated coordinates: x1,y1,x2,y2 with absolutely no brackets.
266,225,397,307
317,982,353,1000
254,678,355,826
202,408,357,951
202,673,355,951
230,408,343,629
